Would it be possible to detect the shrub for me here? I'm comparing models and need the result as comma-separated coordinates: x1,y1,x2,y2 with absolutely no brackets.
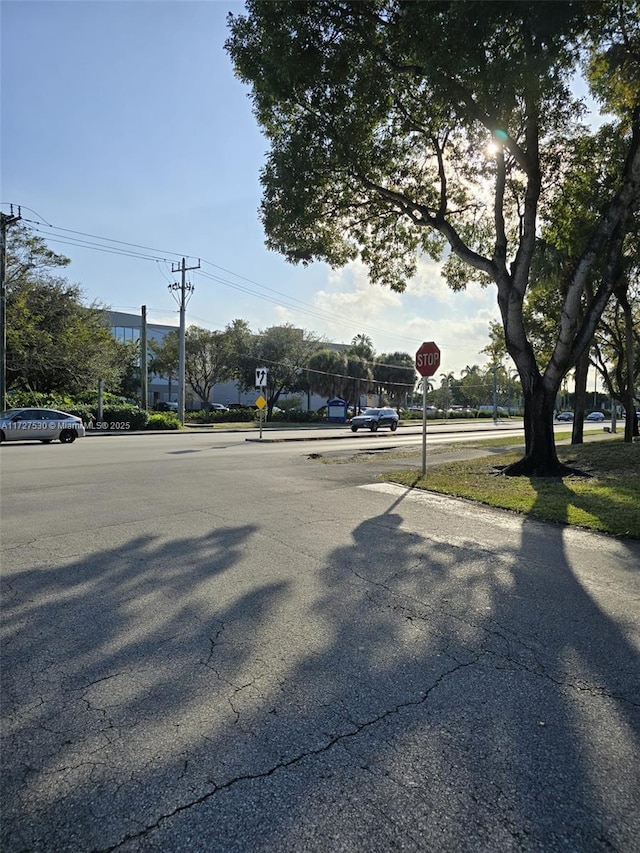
6,391,98,426
186,408,256,424
145,413,181,430
100,405,149,430
270,408,322,423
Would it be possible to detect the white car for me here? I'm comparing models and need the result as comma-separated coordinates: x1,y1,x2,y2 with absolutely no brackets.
0,408,86,444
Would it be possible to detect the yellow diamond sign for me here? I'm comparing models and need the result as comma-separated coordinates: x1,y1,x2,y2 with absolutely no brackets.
255,395,267,410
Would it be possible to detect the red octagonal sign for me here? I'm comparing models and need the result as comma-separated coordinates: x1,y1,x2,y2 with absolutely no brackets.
415,341,441,377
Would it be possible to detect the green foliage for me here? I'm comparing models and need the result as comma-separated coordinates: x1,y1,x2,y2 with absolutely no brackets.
235,323,322,418
226,1,591,289
145,413,181,430
4,390,148,429
5,390,95,423
187,407,256,424
226,0,640,475
306,348,349,400
270,407,321,423
149,331,179,382
6,225,130,396
383,439,640,538
184,325,234,409
374,352,416,409
101,405,148,431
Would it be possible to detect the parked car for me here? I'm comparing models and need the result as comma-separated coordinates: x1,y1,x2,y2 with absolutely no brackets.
0,408,86,444
209,403,229,413
350,407,399,432
155,401,178,412
555,411,574,421
585,411,605,421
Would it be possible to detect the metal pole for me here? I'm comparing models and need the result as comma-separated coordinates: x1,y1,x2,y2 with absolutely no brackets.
98,378,104,425
0,207,21,412
178,260,186,426
422,378,427,476
0,217,7,413
170,257,199,427
141,305,148,410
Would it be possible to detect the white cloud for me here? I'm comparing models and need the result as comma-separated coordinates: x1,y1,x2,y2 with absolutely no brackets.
405,256,451,302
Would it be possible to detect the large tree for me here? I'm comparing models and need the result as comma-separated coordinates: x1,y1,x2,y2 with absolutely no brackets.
149,330,180,400
374,351,415,411
306,347,349,401
227,0,640,475
184,325,234,410
6,226,125,395
235,324,321,419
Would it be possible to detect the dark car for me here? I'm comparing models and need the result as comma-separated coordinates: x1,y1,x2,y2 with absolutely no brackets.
155,401,178,412
555,411,574,421
350,407,399,432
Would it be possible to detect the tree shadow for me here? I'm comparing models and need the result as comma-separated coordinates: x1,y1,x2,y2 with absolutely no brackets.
2,490,639,851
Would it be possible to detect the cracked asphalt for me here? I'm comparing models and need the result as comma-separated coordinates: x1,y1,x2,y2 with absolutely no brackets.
1,431,639,852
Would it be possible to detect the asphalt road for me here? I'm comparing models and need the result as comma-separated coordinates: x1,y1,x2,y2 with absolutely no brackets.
1,430,639,852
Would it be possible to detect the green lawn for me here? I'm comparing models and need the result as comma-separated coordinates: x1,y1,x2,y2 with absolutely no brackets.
382,437,640,539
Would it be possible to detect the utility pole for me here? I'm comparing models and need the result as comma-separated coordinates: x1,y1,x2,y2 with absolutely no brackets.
169,257,199,425
140,305,148,410
0,205,22,411
491,365,499,423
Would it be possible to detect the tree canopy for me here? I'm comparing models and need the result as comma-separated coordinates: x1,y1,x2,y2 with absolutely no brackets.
6,226,127,396
227,0,640,474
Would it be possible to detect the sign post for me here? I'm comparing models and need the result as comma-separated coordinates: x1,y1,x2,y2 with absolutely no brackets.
255,367,268,439
415,342,441,476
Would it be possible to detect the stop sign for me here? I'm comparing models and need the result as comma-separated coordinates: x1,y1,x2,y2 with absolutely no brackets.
415,341,441,376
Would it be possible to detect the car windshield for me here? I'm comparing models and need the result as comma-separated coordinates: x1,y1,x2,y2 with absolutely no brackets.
361,408,381,415
0,409,22,418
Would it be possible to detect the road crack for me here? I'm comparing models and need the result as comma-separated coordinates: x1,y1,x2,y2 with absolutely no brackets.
91,657,479,852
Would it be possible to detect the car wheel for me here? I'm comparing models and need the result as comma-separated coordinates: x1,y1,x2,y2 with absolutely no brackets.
59,429,76,444
0,430,5,444
351,425,358,432
370,421,378,432
390,421,398,431
40,439,53,444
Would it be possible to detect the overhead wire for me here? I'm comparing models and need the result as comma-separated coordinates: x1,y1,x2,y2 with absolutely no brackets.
17,212,486,360
20,216,428,346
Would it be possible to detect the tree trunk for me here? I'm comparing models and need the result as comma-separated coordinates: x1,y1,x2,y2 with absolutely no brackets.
503,380,574,477
621,289,637,443
571,349,589,445
621,391,636,442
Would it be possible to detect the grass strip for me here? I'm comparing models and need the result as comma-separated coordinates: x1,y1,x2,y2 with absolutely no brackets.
382,439,640,539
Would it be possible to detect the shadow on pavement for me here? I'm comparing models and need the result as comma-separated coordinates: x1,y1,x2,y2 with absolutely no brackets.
1,489,638,851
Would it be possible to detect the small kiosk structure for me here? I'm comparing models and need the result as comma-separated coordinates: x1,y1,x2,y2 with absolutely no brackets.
326,397,347,424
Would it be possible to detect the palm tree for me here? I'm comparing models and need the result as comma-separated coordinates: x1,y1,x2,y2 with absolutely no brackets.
351,333,373,349
306,349,348,401
349,333,374,361
440,371,455,417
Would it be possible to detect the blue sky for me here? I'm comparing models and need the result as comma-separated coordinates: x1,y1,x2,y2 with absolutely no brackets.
3,1,531,375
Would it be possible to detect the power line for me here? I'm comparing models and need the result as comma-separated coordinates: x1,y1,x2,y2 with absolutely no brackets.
18,216,429,347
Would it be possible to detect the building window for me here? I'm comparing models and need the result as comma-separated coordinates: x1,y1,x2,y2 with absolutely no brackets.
111,326,139,343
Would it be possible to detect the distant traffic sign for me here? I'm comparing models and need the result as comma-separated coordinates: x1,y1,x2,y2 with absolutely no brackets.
255,367,268,388
416,342,441,377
